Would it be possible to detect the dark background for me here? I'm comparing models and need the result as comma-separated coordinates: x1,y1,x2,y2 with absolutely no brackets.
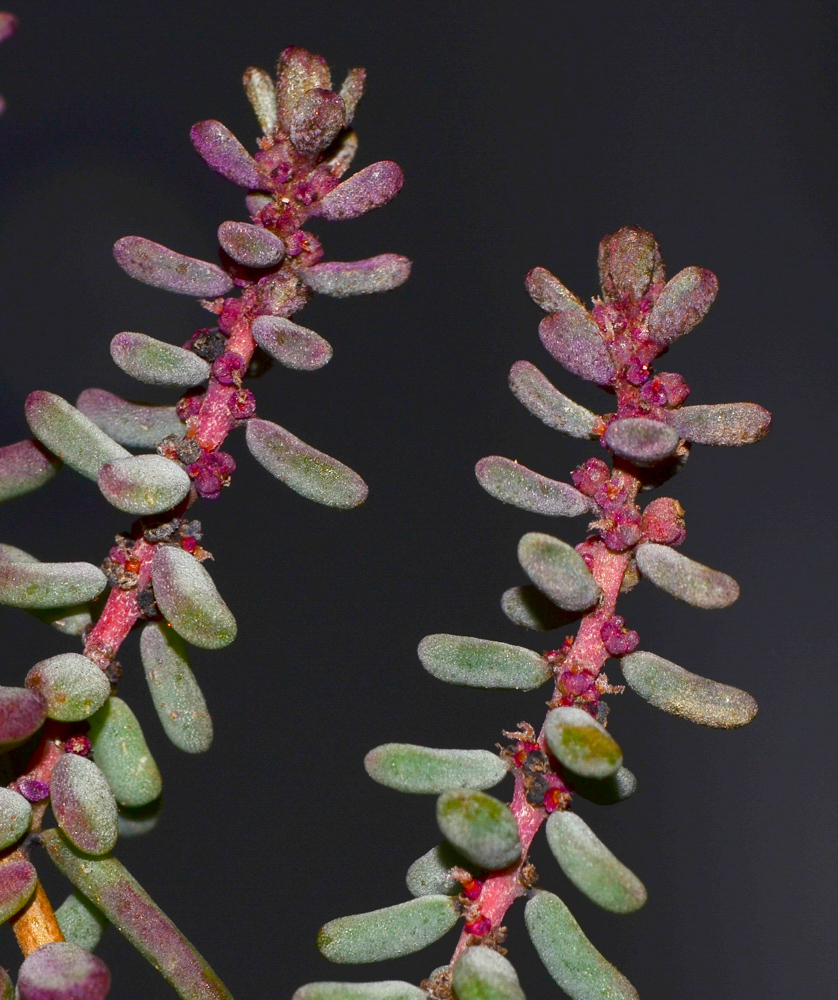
0,2,834,998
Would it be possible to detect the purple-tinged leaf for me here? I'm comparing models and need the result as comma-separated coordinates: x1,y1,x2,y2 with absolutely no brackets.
339,67,366,123
0,687,45,752
508,361,599,439
276,46,331,130
0,13,17,43
294,984,425,1000
313,161,404,221
298,255,411,297
42,829,232,1000
113,237,234,297
0,787,31,849
603,417,680,466
476,457,592,517
87,697,162,808
55,891,109,952
667,402,771,446
525,266,583,314
545,707,623,780
518,533,600,612
76,389,184,448
25,391,129,481
25,652,110,722
598,226,664,302
152,546,237,650
452,946,526,1000
635,542,739,609
217,221,284,268
245,192,272,215
437,789,521,870
0,858,37,926
538,311,615,386
0,439,61,504
325,130,359,177
17,942,110,1000
418,635,550,691
290,88,346,156
246,418,368,508
251,315,332,371
242,67,277,135
0,560,106,610
500,585,580,632
98,455,191,515
648,267,718,345
110,332,210,386
621,650,757,728
189,120,265,190
51,754,118,856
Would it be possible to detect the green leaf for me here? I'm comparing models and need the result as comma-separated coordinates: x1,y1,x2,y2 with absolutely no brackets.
25,391,129,481
603,418,679,466
25,652,110,722
87,697,162,807
51,754,119,856
452,946,526,1000
152,546,237,650
406,843,476,897
525,890,639,1000
545,812,646,913
508,361,598,439
0,787,31,849
475,457,592,517
0,858,37,925
317,895,458,964
667,403,771,446
544,707,622,780
110,332,211,386
98,455,191,515
0,559,106,610
77,388,185,448
246,418,368,508
635,542,739,609
418,635,550,690
42,828,233,1000
517,533,600,612
55,890,109,951
500,586,580,632
436,789,521,870
0,438,61,503
365,744,506,795
0,544,92,635
293,983,426,1000
140,622,213,753
621,650,757,728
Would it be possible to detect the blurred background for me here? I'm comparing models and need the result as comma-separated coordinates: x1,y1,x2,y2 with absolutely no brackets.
0,2,834,998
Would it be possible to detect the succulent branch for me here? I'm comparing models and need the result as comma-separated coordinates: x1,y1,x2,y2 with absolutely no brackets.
0,46,408,998
303,227,770,1000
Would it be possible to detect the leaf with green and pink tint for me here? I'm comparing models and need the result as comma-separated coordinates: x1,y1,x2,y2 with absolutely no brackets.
50,753,119,856
251,315,333,370
110,332,211,386
0,858,37,925
0,439,61,504
113,237,234,297
190,120,266,190
76,389,184,448
298,255,411,297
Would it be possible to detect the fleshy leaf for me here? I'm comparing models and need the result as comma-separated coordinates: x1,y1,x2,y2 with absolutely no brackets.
603,417,680,466
476,457,592,517
545,812,646,913
289,89,345,156
565,766,637,806
525,890,639,1000
313,161,404,221
544,707,623,780
0,787,31,849
243,67,278,135
246,419,367,509
98,455,190,515
190,120,265,190
317,895,458,964
538,311,615,386
326,131,359,177
113,237,234,297
25,391,129,481
635,542,739,609
648,266,718,345
525,266,582,314
25,652,110,722
51,754,119,856
339,67,366,123
0,545,92,636
298,255,411,297
621,650,757,728
452,947,526,1000
217,221,284,268
500,586,580,632
436,789,521,870
55,890,109,952
0,687,46,751
0,560,106,610
140,622,213,753
598,226,664,302
667,403,771,446
251,316,333,371
508,361,599,439
406,843,476,897
117,799,161,838
77,389,184,448
276,46,331,129
364,744,506,794
418,635,550,690
0,439,61,503
517,533,600,612
17,942,110,1000
293,984,425,1000
0,968,10,1000
42,829,233,1000
152,546,237,649
0,857,37,925
87,697,162,808
110,332,211,386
